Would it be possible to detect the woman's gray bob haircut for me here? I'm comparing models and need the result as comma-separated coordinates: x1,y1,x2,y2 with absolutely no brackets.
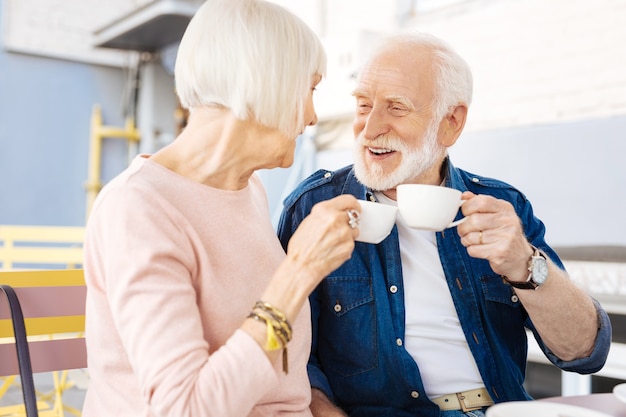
175,0,327,137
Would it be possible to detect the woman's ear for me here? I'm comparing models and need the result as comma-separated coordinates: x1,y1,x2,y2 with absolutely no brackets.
438,104,468,147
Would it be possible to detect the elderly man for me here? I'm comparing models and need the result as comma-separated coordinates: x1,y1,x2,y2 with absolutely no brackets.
277,33,611,417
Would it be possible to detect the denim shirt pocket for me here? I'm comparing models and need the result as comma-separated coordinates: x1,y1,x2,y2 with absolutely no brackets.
318,276,378,377
481,273,519,307
480,273,528,357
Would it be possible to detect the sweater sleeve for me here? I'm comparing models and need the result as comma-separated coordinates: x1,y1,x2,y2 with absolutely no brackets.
85,183,280,417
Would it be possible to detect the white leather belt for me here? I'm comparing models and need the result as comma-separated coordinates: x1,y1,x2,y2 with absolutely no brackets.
431,387,494,411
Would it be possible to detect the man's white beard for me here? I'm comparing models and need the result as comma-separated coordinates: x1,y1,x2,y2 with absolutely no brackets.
352,119,444,191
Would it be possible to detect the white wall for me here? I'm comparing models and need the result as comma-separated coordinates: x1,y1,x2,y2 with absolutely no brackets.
403,0,626,132
1,0,147,66
449,116,626,247
402,0,626,247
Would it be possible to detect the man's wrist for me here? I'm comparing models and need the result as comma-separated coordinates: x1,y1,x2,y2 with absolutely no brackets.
500,244,534,283
502,244,549,290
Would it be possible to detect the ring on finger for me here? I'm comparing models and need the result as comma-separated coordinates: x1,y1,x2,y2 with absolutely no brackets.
478,230,483,245
347,210,360,229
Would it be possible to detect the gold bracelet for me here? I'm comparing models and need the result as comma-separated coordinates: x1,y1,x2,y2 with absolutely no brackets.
248,311,288,348
253,301,293,341
254,301,288,321
247,311,290,374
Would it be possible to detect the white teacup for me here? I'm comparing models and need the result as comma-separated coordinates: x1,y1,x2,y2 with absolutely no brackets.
396,184,466,232
355,200,398,244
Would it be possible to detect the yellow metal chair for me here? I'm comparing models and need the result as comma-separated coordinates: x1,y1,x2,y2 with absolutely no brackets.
0,270,87,417
0,225,86,415
0,225,84,271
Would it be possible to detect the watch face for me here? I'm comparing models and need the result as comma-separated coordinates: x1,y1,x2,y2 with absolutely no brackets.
532,257,549,284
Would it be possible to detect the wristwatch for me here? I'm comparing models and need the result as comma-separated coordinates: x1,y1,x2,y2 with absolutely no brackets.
503,245,548,290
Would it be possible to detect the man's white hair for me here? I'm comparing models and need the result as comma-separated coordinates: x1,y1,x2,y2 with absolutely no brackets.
366,32,473,122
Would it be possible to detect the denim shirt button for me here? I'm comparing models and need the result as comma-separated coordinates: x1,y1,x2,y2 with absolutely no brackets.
410,391,419,399
511,294,519,303
471,177,480,183
334,303,342,312
396,338,403,346
324,172,332,179
389,285,398,294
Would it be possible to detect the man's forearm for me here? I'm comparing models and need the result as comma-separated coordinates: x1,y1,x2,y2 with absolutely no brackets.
517,262,598,360
310,388,348,417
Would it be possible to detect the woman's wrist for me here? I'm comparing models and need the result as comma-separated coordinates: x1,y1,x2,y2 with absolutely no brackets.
243,300,292,373
263,259,317,320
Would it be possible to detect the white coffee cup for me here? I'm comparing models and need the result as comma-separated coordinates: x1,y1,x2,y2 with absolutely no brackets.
355,200,398,244
396,184,466,231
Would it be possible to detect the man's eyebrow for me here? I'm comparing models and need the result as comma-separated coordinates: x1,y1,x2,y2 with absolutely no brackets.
350,90,416,112
386,95,415,110
351,88,367,98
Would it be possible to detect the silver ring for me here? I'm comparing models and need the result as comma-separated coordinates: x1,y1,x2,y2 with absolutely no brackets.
347,210,360,229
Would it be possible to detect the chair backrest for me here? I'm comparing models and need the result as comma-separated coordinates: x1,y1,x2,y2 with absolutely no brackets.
0,225,85,270
0,269,86,376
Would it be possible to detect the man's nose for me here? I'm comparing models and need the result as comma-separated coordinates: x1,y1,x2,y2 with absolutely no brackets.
362,108,389,140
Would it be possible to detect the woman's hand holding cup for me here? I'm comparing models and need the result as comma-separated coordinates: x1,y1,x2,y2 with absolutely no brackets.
283,195,359,290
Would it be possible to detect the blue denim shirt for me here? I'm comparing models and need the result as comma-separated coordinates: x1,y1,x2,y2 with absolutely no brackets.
277,160,611,417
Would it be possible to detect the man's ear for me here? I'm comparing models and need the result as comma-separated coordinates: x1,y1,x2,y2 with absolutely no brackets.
438,104,468,147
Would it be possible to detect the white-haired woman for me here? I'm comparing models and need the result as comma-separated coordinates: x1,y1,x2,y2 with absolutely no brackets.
82,0,360,416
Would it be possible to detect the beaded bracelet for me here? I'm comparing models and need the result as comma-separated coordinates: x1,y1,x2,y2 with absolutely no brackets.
248,301,292,373
254,301,289,323
254,301,293,340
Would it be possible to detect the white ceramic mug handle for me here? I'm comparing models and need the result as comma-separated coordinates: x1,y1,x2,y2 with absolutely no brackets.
446,199,466,228
447,217,467,228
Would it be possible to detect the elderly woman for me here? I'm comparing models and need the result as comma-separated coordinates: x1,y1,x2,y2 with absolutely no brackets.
81,0,360,416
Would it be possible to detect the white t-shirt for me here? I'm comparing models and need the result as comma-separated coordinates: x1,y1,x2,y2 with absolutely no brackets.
376,192,483,399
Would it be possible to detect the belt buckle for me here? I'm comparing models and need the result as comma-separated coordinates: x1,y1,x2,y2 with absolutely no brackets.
456,392,481,412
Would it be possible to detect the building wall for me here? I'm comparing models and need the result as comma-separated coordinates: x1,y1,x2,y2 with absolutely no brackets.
450,116,626,247
0,1,177,226
0,41,128,225
405,0,626,247
1,0,148,66
403,0,626,132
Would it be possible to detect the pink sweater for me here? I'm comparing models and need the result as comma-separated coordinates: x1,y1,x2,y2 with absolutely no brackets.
83,156,313,417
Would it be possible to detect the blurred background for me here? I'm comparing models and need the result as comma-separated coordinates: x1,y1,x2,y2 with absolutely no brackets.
0,0,625,405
